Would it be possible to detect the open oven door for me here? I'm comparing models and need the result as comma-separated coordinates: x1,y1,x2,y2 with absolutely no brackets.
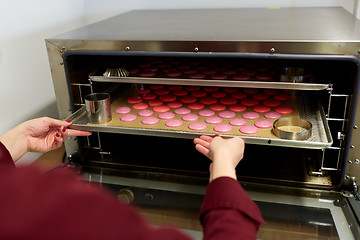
80,168,360,240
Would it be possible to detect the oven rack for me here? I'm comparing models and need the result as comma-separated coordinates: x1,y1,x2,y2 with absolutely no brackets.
88,75,331,91
65,93,333,150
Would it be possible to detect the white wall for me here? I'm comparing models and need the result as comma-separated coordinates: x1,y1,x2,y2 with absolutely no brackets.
83,0,345,24
0,0,85,136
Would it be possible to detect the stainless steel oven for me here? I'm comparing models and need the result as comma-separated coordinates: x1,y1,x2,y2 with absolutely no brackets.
46,7,360,239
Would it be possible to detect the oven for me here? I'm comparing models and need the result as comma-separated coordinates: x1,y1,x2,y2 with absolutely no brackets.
46,7,360,239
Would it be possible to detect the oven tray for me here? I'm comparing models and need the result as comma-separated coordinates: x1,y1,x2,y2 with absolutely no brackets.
66,92,333,149
89,76,331,91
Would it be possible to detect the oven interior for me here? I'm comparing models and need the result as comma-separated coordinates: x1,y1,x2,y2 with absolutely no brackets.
64,53,359,190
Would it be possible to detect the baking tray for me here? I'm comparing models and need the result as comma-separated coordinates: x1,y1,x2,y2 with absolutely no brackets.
66,90,333,149
89,75,331,91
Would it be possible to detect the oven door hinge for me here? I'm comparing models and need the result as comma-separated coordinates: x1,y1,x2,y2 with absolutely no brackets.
343,177,360,200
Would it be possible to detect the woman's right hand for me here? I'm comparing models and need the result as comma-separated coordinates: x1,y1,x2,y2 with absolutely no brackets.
194,135,245,182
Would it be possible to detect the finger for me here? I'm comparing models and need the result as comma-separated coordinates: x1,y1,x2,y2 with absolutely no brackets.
195,144,210,158
194,137,210,150
199,135,214,143
44,117,72,128
64,129,92,137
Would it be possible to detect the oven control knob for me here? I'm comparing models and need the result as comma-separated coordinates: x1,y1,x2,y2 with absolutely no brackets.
117,189,134,204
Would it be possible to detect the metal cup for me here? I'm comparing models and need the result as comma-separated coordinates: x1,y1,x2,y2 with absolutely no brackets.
85,93,112,124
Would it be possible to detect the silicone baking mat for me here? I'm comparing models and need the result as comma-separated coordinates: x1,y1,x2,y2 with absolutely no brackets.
92,85,300,139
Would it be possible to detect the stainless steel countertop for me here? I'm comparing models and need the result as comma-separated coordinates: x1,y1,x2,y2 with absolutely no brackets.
50,7,360,42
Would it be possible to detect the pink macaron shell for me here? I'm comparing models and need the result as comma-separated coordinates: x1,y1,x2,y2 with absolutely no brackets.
253,105,271,113
253,93,269,101
191,91,207,98
218,110,236,119
188,102,205,110
220,97,237,105
120,114,137,122
174,90,188,96
132,103,149,110
241,99,259,107
158,112,175,120
127,96,143,104
256,74,273,81
243,70,257,76
153,105,171,113
139,71,156,77
229,104,246,112
150,85,164,90
232,92,247,99
264,89,278,95
141,117,159,125
264,112,281,119
263,99,282,107
168,101,183,108
183,69,197,75
242,112,260,120
211,91,227,98
144,67,158,73
181,114,199,122
233,75,250,81
254,120,273,128
214,124,233,133
165,119,183,127
180,96,197,104
115,107,131,114
239,125,259,134
200,97,218,105
189,73,206,79
141,93,157,100
229,118,247,126
154,89,170,95
166,71,182,77
137,88,151,94
243,88,259,95
274,94,290,101
205,116,223,124
148,99,163,106
198,109,215,117
138,63,151,68
174,107,191,115
138,109,154,117
129,68,140,75
275,106,294,114
210,103,226,111
188,122,207,131
211,74,228,80
159,94,177,102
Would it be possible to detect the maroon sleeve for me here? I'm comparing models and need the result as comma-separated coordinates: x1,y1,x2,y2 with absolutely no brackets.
0,141,15,169
0,166,192,240
200,177,264,240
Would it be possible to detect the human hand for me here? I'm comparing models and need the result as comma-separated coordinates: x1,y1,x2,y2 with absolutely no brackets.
0,117,92,162
194,135,245,182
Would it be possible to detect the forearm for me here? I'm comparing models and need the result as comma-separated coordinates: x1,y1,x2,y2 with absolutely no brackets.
0,123,28,162
200,177,264,240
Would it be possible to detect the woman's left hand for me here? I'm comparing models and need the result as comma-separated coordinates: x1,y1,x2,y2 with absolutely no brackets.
0,117,92,162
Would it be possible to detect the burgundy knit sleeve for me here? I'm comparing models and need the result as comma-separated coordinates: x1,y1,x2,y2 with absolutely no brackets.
200,177,264,240
0,142,15,169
